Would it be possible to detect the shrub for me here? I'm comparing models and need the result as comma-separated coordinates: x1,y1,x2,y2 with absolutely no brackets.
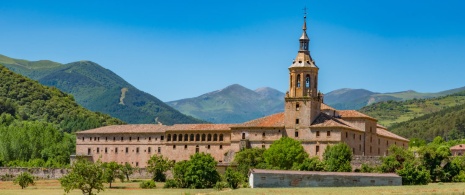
13,172,35,189
163,179,178,188
213,181,229,191
323,143,352,172
224,168,243,189
139,180,156,189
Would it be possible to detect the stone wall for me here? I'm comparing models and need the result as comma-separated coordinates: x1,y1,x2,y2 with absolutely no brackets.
351,155,382,170
0,167,153,181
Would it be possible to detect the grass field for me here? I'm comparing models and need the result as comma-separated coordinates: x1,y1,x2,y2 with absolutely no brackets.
2,180,465,195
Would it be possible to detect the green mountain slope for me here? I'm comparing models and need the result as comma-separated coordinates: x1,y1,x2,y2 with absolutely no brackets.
0,54,204,125
0,65,124,166
325,87,465,110
359,91,465,127
167,84,284,123
388,102,465,141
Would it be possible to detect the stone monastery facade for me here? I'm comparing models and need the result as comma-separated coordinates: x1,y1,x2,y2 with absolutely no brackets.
75,16,409,168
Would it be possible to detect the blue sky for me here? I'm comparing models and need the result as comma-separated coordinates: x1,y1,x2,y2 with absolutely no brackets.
1,0,464,101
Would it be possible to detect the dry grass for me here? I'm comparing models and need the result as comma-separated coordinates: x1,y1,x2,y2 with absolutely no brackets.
1,180,465,195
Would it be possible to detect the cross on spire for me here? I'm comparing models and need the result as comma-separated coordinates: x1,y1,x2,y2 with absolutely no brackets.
303,6,307,18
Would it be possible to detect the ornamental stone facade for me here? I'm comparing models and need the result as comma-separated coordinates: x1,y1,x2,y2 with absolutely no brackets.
75,15,408,168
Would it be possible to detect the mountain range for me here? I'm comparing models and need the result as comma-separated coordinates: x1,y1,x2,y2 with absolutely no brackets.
167,84,284,124
0,54,204,125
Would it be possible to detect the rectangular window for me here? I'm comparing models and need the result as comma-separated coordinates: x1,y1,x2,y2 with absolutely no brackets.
115,147,118,153
173,145,176,149
158,147,161,153
359,135,362,140
137,137,140,142
125,147,128,153
207,145,211,149
82,137,85,142
88,148,91,155
129,137,132,142
316,145,320,154
136,162,139,167
184,145,188,150
148,147,151,153
295,119,299,124
295,131,299,138
113,137,115,142
136,147,139,153
105,137,108,141
345,132,348,138
316,131,320,137
161,136,164,141
96,147,99,153
220,145,223,150
149,137,152,141
105,147,108,153
327,131,331,136
121,137,123,141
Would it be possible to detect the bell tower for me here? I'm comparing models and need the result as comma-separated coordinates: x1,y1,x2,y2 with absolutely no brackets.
284,14,323,133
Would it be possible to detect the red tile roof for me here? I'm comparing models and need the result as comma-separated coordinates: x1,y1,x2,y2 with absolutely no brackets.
236,112,285,128
338,110,377,121
450,144,465,150
310,113,363,132
76,124,167,134
166,124,232,131
376,128,409,142
321,103,336,110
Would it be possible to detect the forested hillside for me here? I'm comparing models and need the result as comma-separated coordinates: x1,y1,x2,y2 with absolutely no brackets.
0,65,123,167
389,103,465,141
360,91,465,127
0,54,204,125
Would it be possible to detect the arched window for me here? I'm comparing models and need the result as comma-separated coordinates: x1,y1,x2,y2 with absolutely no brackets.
306,74,310,88
167,134,171,141
184,134,188,141
213,134,218,141
190,134,194,141
201,134,206,141
207,134,212,141
196,134,200,141
297,74,301,87
173,134,177,141
219,134,224,141
178,134,182,141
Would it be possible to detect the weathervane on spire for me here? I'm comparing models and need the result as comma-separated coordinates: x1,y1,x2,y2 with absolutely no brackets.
303,6,307,19
302,6,308,31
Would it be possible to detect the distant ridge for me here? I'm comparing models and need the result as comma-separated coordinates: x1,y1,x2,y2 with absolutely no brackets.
0,54,205,125
167,84,284,124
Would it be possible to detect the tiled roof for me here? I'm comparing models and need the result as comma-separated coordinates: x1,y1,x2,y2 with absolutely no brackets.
310,113,363,132
450,144,465,150
377,124,388,130
338,110,377,121
236,112,285,128
250,169,400,178
166,124,232,131
376,128,409,142
320,103,336,110
76,124,167,134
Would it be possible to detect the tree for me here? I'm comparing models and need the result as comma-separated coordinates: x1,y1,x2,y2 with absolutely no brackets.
172,153,220,188
146,154,173,182
380,145,414,173
224,167,243,189
418,136,451,181
293,157,325,171
120,162,134,182
263,137,308,170
102,161,124,188
13,172,35,189
323,143,352,172
233,148,265,179
396,160,430,185
60,158,105,195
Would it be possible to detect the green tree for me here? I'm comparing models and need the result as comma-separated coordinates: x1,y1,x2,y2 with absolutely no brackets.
102,161,124,188
263,137,308,170
146,154,173,182
13,172,35,189
396,160,430,185
380,145,414,173
323,143,352,172
120,162,134,182
293,157,325,171
224,167,243,189
418,136,451,181
233,148,265,179
60,159,105,195
172,153,220,188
